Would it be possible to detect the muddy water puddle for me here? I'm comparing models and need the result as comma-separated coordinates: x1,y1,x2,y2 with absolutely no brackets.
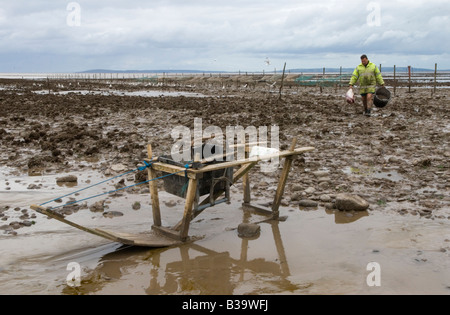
342,166,404,182
32,89,208,98
0,176,449,294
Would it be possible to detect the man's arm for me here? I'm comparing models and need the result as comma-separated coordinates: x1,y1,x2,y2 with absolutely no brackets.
349,67,359,87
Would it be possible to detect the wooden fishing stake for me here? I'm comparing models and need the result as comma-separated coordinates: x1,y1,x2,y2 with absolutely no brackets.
271,137,297,219
179,153,200,241
147,144,161,227
393,65,397,96
278,62,287,100
434,63,437,95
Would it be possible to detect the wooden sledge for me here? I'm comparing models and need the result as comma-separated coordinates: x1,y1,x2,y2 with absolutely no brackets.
31,138,314,247
30,204,183,247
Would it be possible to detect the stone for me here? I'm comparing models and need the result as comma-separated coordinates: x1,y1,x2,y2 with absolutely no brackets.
132,202,141,210
111,164,127,172
103,211,124,218
298,199,318,207
335,194,370,211
290,192,302,201
237,223,260,238
164,200,177,207
56,175,78,183
89,200,105,212
313,171,329,177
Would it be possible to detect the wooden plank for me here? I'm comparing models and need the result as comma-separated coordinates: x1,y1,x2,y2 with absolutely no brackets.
271,138,298,218
147,144,161,227
96,229,182,247
30,204,179,247
242,148,251,204
233,162,257,183
146,162,197,179
193,147,314,174
151,225,182,241
31,205,119,241
242,203,273,216
179,153,201,241
243,171,251,204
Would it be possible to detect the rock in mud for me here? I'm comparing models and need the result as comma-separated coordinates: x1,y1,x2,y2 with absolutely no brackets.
298,200,318,207
89,200,105,212
103,211,124,218
335,194,370,211
132,202,141,210
111,164,127,172
237,223,260,238
56,175,78,183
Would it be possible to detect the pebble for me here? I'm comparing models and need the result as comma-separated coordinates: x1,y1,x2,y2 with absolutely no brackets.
164,200,177,207
103,211,124,218
132,202,141,210
56,175,78,183
89,200,105,212
298,200,318,207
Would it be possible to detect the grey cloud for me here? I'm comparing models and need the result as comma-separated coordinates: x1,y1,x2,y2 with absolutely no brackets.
0,0,449,72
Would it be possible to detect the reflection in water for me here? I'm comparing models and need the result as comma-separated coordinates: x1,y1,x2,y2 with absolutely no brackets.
62,217,296,295
326,209,369,224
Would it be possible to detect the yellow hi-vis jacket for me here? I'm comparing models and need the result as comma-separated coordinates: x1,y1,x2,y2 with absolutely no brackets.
349,61,384,94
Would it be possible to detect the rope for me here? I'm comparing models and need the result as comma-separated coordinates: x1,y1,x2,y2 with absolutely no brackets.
40,158,155,207
47,169,185,210
40,158,194,210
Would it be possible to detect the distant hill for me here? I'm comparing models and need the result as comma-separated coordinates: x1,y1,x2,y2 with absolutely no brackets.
79,69,227,74
79,67,448,74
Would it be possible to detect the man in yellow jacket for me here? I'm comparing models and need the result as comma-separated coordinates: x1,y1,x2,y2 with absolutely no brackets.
349,54,385,116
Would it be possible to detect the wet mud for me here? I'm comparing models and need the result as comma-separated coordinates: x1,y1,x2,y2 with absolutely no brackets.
0,77,449,294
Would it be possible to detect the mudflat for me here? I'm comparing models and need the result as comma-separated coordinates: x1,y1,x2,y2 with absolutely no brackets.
0,77,448,295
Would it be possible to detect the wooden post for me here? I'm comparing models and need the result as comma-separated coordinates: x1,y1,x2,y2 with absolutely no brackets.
242,153,251,205
434,63,437,95
179,153,200,241
147,144,161,227
278,62,286,100
271,137,297,219
408,66,412,93
393,65,397,96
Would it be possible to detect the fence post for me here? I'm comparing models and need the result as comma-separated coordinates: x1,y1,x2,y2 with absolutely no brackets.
393,65,396,96
408,66,412,93
278,62,286,100
434,63,437,95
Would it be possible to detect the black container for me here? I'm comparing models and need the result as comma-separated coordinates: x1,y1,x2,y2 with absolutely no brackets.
374,87,391,108
159,144,233,198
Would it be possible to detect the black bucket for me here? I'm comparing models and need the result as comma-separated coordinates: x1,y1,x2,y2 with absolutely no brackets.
159,144,233,198
374,87,391,108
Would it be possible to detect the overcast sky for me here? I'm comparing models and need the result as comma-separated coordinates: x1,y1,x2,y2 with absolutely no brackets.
0,0,449,73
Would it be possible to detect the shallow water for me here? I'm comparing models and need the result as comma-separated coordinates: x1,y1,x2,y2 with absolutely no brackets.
32,89,207,98
0,175,449,295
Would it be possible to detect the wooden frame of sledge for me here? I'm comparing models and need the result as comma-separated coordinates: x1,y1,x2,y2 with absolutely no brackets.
31,138,314,247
